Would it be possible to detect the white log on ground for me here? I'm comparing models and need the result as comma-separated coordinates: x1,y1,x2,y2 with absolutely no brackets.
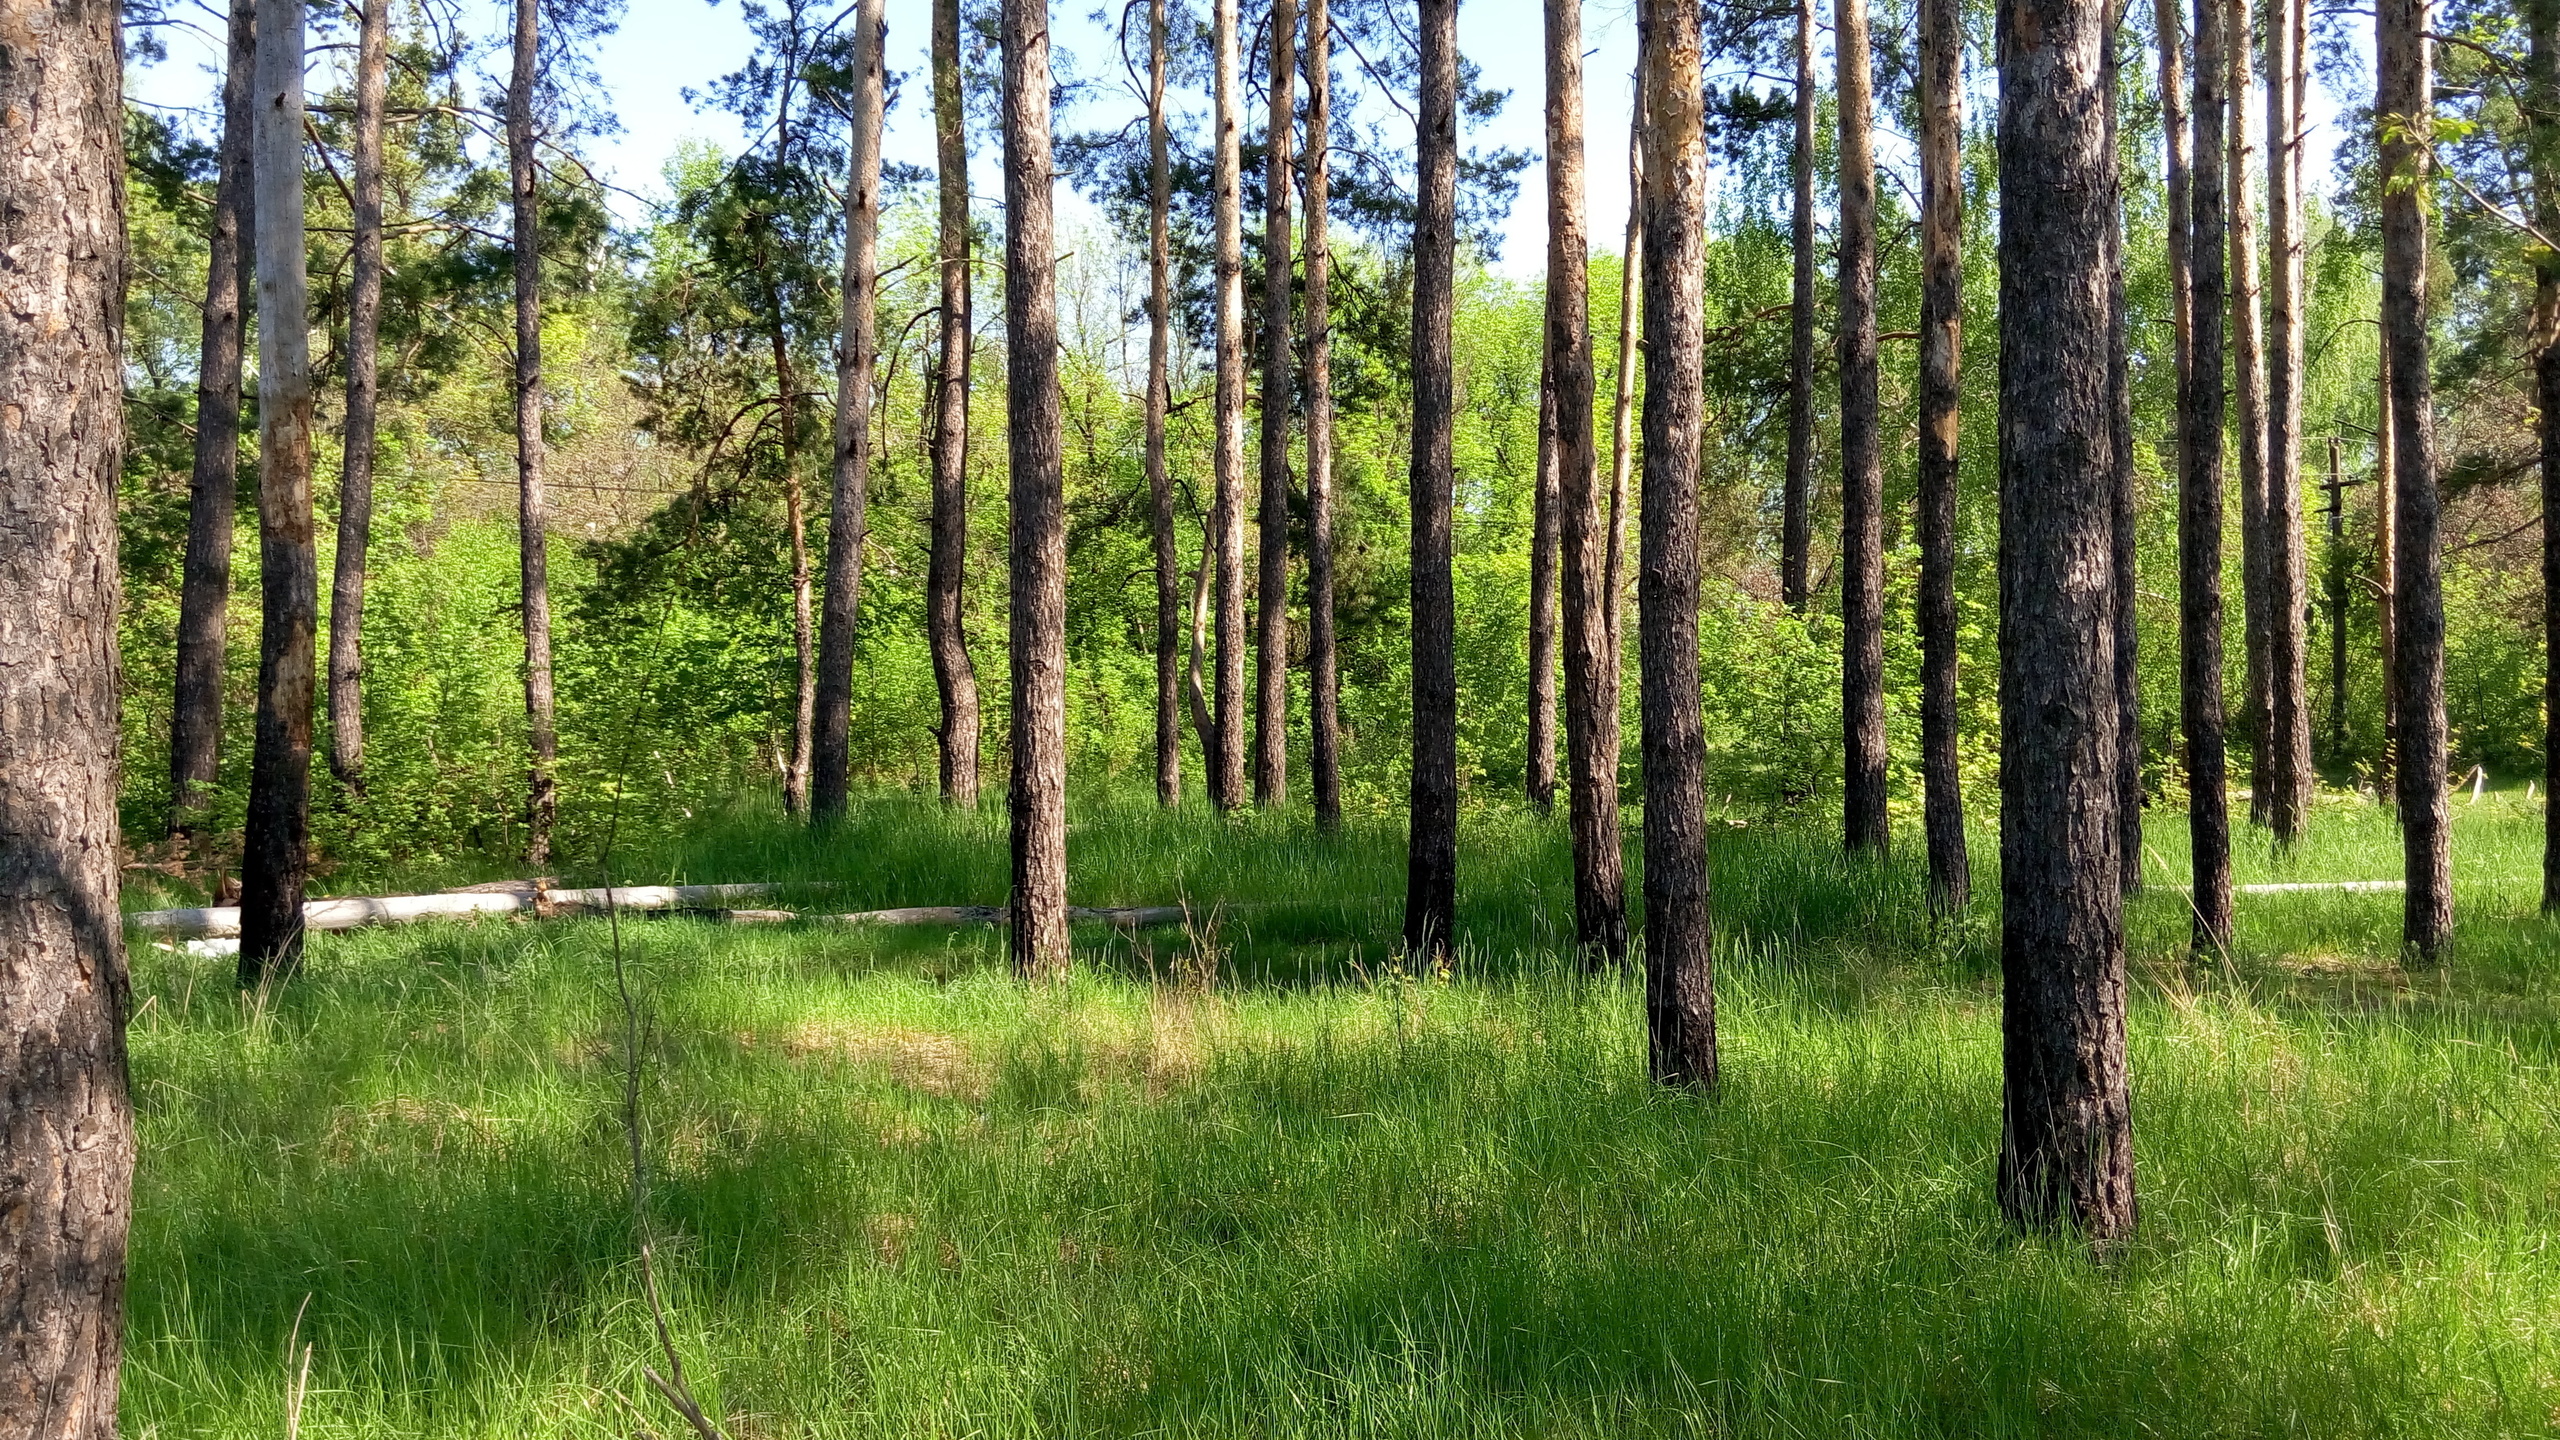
127,884,1209,939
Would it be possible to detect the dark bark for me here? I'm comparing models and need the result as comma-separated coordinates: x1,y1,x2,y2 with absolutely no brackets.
2106,27,2140,899
2375,343,2397,797
508,0,559,865
239,0,320,980
1782,0,1816,614
1003,0,1071,978
2326,437,2351,759
328,0,389,797
2532,0,2559,912
1404,0,1459,963
2183,0,2235,953
1210,0,1249,810
1836,0,1888,855
1527,354,1559,812
0,0,135,1419
1305,0,1342,830
2148,0,2193,892
1996,0,2136,1244
929,0,981,807
1255,0,1296,807
1148,0,1181,807
2263,0,2313,839
171,0,255,837
2229,2,2272,827
1918,0,1969,912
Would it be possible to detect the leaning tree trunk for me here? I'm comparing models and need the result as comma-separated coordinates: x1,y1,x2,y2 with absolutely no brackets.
1148,0,1181,807
0,0,135,1421
329,0,390,797
1254,0,1297,807
1209,0,1249,810
811,0,887,822
239,0,320,981
2530,0,2558,912
1996,0,2136,1245
1305,0,1343,830
1639,0,1714,1084
1527,356,1559,811
2229,0,2272,827
1604,38,1644,653
1836,0,1889,856
2379,0,2449,959
2183,0,2235,954
2262,0,2313,840
928,0,981,808
1549,0,1629,964
1781,0,1816,614
2148,0,2193,893
171,0,255,838
1405,0,1460,963
1002,0,1071,978
2106,28,2140,899
508,0,559,865
1917,0,1970,911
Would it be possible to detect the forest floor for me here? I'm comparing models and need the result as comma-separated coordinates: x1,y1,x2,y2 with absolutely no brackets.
123,791,2560,1437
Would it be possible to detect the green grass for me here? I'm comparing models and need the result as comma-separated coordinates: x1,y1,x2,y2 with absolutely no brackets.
124,793,2560,1437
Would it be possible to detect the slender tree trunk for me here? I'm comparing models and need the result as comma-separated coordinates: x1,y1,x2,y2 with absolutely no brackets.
1836,0,1888,855
1002,0,1070,978
1148,0,1181,807
1404,0,1460,963
812,0,887,821
1549,0,1629,963
929,0,981,807
1210,0,1249,810
2326,437,2351,759
2229,2,2272,826
776,327,814,815
508,0,559,865
1187,523,1217,756
1917,0,1970,911
1781,0,1816,613
1305,0,1343,830
2379,0,2449,959
1527,355,1559,811
1639,0,1714,1083
1255,0,1297,807
2530,0,2559,912
239,0,320,980
2262,0,2313,838
328,0,389,798
1996,0,2135,1244
2375,342,2397,797
2183,0,2235,953
2149,0,2193,891
2106,28,2141,897
0,0,135,1418
171,0,256,837
1605,42,1643,654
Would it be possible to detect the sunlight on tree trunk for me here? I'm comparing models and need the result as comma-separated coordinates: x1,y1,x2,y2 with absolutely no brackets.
328,0,390,799
1255,0,1296,808
1148,0,1182,808
1210,0,1249,811
1528,358,1559,813
1836,0,1889,856
1405,0,1461,964
2182,0,2235,955
929,0,982,809
2263,0,2314,842
509,0,560,866
1918,0,1970,913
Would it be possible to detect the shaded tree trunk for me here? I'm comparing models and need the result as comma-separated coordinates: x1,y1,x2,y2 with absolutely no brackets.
171,0,256,837
1917,0,1969,911
1210,0,1249,810
1148,0,1181,807
1836,0,1888,855
328,0,390,798
929,0,981,807
2106,27,2140,899
2262,0,2313,839
1255,0,1297,807
1605,39,1643,654
2531,0,2559,912
2375,342,2397,798
239,0,320,980
1305,0,1343,830
1781,0,1816,613
2326,436,2351,759
2229,1,2272,827
0,0,136,1418
1527,356,1559,811
1996,0,2136,1244
1404,0,1460,963
508,0,559,865
2147,0,2193,893
2183,0,2235,954
1002,0,1071,978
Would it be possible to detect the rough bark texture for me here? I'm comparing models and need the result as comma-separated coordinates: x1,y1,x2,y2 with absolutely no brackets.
2183,0,2235,953
170,0,255,836
812,0,886,821
1996,0,2136,1244
2326,437,2351,758
1604,41,1643,654
1210,0,1249,810
1404,0,1459,963
928,0,981,808
1305,0,1342,831
509,0,559,865
2149,0,2192,892
1148,0,1181,807
2228,1,2272,827
1003,0,1071,978
0,0,135,1419
1527,357,1559,812
239,0,320,980
2262,0,2313,840
1549,0,1628,964
1254,0,1296,807
329,0,389,796
1781,0,1816,614
1917,0,1969,912
2375,343,2397,797
779,342,814,815
2532,0,2559,912
1835,0,1888,855
2106,30,2140,899
2379,0,2450,959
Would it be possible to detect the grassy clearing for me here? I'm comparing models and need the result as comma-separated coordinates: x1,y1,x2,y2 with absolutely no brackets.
125,794,2560,1437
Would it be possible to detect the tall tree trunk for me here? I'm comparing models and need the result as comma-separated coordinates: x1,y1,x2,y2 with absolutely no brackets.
2326,436,2351,759
777,325,814,815
1148,0,1181,807
1917,0,1969,911
1210,0,1249,809
171,0,256,838
2262,0,2313,839
1604,40,1643,654
328,0,389,798
2379,0,2449,959
1549,0,1629,963
239,0,320,980
1255,0,1297,807
1836,0,1888,855
812,0,887,821
1305,0,1343,830
1638,0,1714,1084
1527,356,1559,811
2149,0,2193,891
929,0,981,807
0,0,135,1417
1404,0,1460,963
2228,1,2272,827
2106,26,2140,897
508,0,559,865
2375,342,2397,798
1781,0,1816,613
2530,0,2559,912
1996,0,2135,1244
1002,0,1070,978
1187,522,1217,756
2183,0,2235,953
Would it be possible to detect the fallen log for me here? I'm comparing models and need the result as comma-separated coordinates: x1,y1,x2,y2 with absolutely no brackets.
825,904,1198,929
127,890,533,938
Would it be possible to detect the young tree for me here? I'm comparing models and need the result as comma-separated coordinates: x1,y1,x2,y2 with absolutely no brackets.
239,0,321,979
1917,0,1969,910
1005,0,1071,977
0,0,136,1416
1210,0,1248,810
508,0,561,864
1255,0,1297,807
2148,0,2193,892
1304,0,1344,829
1527,359,1559,811
1996,0,2135,1242
1781,0,1815,614
1405,0,1460,962
929,0,981,807
2262,0,2313,839
1836,0,1888,855
171,0,256,837
329,0,392,795
1147,0,1181,808
2229,0,2272,826
812,0,887,821
2183,0,2235,953
1639,0,1714,1083
1549,0,1629,962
